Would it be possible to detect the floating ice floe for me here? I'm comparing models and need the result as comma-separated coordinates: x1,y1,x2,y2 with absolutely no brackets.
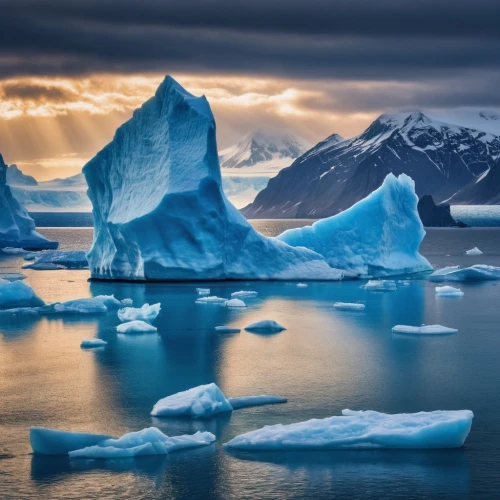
151,383,287,418
245,320,286,333
30,426,215,458
195,296,227,305
0,273,26,281
0,281,45,309
22,250,88,270
117,303,161,323
226,298,246,308
117,320,158,333
93,295,122,309
362,280,397,291
296,283,308,288
224,409,473,450
435,286,464,297
392,325,458,335
121,298,133,306
81,339,108,348
1,247,28,254
41,298,108,315
429,265,500,282
333,302,365,311
215,326,241,334
231,291,258,298
466,247,483,256
196,288,210,295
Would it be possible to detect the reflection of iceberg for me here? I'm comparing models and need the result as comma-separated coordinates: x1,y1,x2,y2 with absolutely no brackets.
83,76,428,282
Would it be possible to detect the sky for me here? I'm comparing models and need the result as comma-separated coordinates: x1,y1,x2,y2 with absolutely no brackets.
1,0,500,180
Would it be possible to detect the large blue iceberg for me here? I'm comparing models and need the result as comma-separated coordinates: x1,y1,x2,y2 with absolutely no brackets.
83,76,429,281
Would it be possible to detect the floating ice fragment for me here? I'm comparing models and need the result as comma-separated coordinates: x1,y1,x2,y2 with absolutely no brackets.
196,288,210,295
94,295,122,309
22,250,88,270
0,281,45,309
362,280,397,291
429,265,500,282
392,324,458,335
334,302,365,311
195,296,227,305
215,326,241,334
121,298,133,306
0,273,26,282
227,396,288,410
81,339,108,348
117,320,158,333
435,286,464,297
226,298,246,308
224,409,473,450
117,303,161,323
231,291,258,298
41,298,108,315
466,247,483,256
296,283,308,288
245,320,286,333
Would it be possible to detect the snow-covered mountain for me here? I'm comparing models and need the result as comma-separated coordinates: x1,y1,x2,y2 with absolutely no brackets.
7,165,38,186
242,110,500,218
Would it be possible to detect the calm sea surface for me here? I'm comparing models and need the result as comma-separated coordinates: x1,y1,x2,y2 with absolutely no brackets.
1,221,500,499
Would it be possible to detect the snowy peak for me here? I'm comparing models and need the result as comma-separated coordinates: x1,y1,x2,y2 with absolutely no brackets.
219,127,311,168
7,164,38,186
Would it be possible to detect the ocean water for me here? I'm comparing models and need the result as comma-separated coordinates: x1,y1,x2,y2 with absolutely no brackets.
1,223,500,499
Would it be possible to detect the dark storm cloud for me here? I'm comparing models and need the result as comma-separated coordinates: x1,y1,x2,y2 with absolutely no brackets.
2,82,70,101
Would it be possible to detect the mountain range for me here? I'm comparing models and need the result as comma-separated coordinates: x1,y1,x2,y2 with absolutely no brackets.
242,110,500,218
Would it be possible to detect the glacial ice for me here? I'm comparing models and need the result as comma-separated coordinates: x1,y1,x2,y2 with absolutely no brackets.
117,303,161,323
41,299,108,315
117,320,158,333
435,286,464,297
429,265,500,282
215,326,241,334
93,294,122,309
227,395,288,410
81,339,108,348
83,76,427,281
0,154,58,250
195,296,227,305
244,320,286,333
226,298,246,308
362,280,397,291
0,281,45,309
121,298,133,306
231,290,258,298
334,302,365,311
392,325,458,335
22,250,88,270
277,174,432,277
197,288,210,295
466,247,483,256
224,409,473,450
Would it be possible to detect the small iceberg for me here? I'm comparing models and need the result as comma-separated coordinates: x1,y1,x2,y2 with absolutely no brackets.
41,298,108,315
81,339,108,348
215,326,241,334
195,296,227,305
429,265,500,282
93,295,122,309
117,303,161,323
196,288,210,295
231,291,258,298
224,409,473,450
435,286,464,297
117,320,158,333
121,298,133,306
22,250,88,270
226,298,246,308
334,302,365,311
392,325,458,335
30,426,214,458
244,320,286,333
0,281,45,309
0,273,26,282
362,280,397,291
151,383,287,418
466,247,483,256
296,283,308,288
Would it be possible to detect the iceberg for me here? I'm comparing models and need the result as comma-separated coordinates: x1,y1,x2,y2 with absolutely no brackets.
429,265,500,282
22,250,88,270
0,281,45,309
117,303,161,323
215,326,241,334
392,325,458,335
117,320,158,333
224,409,473,450
227,395,288,410
435,286,464,297
121,298,133,306
81,339,108,348
333,302,365,311
466,247,483,256
231,290,257,298
41,298,108,315
93,294,122,309
244,320,286,333
362,280,397,291
296,283,308,288
0,273,26,282
225,298,246,308
195,296,227,305
277,174,432,277
0,154,58,250
83,76,427,282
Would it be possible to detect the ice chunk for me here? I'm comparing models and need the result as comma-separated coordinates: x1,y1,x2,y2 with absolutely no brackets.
2,247,28,254
227,395,288,410
117,320,158,333
81,339,108,348
435,286,464,297
0,306,40,315
296,283,308,288
41,298,108,315
195,296,227,305
0,154,58,250
68,428,215,459
30,427,113,455
94,294,122,309
334,302,365,311
231,290,258,298
22,250,88,270
215,326,241,334
362,280,397,291
0,273,26,282
466,247,483,256
245,320,286,333
151,383,233,418
121,298,133,306
117,303,161,323
392,325,458,335
224,409,473,450
277,174,432,278
197,288,210,295
429,265,500,282
226,298,246,308
0,281,45,309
